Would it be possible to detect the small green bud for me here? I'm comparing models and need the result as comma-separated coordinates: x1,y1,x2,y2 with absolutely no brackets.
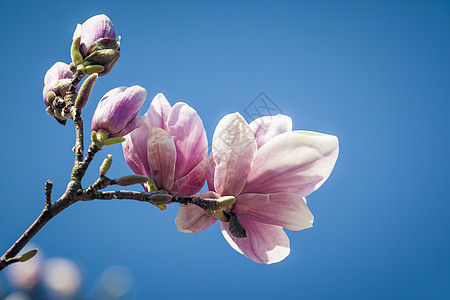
147,177,158,192
71,36,84,65
204,209,212,216
96,129,109,142
75,73,98,110
103,137,126,146
155,204,167,211
214,210,230,222
115,175,148,186
149,193,172,204
17,249,38,262
85,65,105,75
46,91,57,105
91,131,100,143
69,62,77,72
100,154,113,175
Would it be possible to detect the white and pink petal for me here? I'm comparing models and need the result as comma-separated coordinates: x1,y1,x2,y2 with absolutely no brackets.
147,128,176,191
122,122,151,177
242,130,339,197
175,192,220,233
212,113,257,196
145,93,171,130
221,217,290,264
249,114,292,148
233,193,313,231
171,156,210,196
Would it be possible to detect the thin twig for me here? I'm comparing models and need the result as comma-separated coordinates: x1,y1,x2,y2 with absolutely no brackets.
45,180,53,207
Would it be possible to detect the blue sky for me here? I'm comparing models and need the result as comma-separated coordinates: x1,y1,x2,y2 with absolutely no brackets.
1,0,449,299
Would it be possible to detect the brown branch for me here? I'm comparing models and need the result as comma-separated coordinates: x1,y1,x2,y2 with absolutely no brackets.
45,180,53,207
71,107,84,164
93,190,219,210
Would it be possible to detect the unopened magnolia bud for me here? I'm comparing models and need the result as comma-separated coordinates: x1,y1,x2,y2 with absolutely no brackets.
100,154,113,175
218,196,236,209
91,86,146,137
17,249,38,262
229,214,247,239
103,137,126,146
73,14,116,57
115,175,148,186
156,204,167,211
147,177,157,192
85,65,105,75
71,36,84,65
214,210,230,222
42,62,75,106
75,73,98,110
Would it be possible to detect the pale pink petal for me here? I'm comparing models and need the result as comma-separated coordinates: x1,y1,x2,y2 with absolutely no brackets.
175,191,220,233
233,193,313,231
171,156,209,196
249,114,293,148
206,154,216,191
221,218,290,264
122,122,151,177
242,131,339,197
145,93,171,130
212,113,257,196
167,102,208,180
147,128,176,191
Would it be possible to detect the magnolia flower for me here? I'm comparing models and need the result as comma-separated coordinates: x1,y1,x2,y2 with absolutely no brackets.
42,62,74,106
91,86,147,137
175,113,339,264
122,93,209,196
73,14,116,57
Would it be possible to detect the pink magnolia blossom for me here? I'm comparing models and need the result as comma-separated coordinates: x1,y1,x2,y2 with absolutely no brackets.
42,62,74,106
175,113,339,264
122,93,209,196
73,14,116,57
91,86,147,137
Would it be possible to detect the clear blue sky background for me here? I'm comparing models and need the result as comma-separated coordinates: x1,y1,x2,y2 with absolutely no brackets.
1,0,449,299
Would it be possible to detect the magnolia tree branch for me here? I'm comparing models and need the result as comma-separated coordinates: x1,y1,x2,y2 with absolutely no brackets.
0,177,217,271
0,28,220,272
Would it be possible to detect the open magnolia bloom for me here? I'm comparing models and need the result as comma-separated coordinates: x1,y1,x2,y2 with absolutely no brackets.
122,93,209,196
175,113,339,264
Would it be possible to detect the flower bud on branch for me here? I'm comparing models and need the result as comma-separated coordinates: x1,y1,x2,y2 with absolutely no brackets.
72,14,120,75
91,86,146,137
